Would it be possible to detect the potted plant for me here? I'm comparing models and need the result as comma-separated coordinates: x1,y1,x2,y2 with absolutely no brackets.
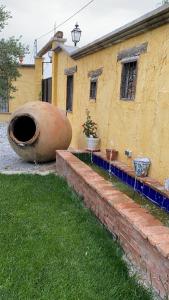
82,109,100,151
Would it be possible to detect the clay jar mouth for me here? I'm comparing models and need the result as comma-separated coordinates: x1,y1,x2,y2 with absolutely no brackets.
8,114,40,145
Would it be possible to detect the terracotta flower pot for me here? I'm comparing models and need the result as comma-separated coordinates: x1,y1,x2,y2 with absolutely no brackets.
106,149,118,161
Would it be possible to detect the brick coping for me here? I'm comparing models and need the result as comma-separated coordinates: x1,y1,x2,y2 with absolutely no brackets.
56,150,169,298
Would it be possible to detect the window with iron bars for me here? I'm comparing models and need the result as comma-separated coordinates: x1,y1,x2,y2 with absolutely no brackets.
0,77,9,112
66,75,73,112
89,78,97,100
120,60,137,100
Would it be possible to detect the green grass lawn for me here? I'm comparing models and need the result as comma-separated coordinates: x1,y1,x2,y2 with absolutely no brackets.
0,174,153,300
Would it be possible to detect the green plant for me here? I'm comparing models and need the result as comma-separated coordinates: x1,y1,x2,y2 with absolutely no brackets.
82,109,98,138
0,5,28,101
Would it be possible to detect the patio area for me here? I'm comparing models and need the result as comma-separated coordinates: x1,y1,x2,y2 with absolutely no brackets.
0,123,55,174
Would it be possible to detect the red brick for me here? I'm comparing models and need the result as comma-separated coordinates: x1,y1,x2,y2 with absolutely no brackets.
156,242,169,258
114,201,141,211
148,233,169,247
138,226,169,239
106,193,133,208
55,150,169,298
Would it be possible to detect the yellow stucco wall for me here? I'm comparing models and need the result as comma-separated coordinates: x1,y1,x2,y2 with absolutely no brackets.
34,57,43,101
0,61,42,122
52,24,169,184
0,113,11,122
9,66,36,113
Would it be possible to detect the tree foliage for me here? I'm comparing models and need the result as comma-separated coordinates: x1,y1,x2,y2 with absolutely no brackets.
0,5,28,106
0,5,11,31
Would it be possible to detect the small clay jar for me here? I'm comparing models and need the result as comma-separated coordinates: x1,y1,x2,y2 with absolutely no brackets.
106,149,118,161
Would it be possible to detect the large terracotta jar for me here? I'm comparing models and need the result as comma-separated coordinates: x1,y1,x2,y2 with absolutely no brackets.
8,101,72,162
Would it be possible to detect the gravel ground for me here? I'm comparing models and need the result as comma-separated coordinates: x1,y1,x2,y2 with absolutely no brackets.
0,122,56,174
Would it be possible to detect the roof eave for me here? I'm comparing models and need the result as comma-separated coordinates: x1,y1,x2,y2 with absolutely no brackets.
53,44,77,56
71,4,169,60
36,39,52,58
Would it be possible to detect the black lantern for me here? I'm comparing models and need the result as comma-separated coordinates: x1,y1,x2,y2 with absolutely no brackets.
71,23,81,47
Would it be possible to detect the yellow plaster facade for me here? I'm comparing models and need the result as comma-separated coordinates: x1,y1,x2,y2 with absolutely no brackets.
51,24,169,184
0,60,42,122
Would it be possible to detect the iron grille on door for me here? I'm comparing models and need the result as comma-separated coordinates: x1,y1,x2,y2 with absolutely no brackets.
120,61,137,100
66,75,73,112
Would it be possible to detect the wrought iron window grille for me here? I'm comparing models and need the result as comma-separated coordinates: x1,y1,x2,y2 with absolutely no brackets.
120,60,137,100
0,77,9,112
66,75,74,112
89,78,97,100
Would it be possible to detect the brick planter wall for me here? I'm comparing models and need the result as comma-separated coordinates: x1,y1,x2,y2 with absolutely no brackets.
56,150,169,298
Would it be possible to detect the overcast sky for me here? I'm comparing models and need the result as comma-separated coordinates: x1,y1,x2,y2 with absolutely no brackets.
1,0,164,63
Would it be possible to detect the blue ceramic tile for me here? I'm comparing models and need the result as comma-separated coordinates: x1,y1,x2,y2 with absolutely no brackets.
148,187,157,203
103,159,108,170
121,172,127,184
118,170,123,180
113,167,119,177
110,165,115,175
126,175,131,186
94,155,99,165
142,184,150,197
105,161,109,171
100,159,104,169
155,192,164,207
95,157,99,165
92,153,96,159
128,176,133,186
97,157,102,167
86,155,169,214
127,175,135,188
135,180,144,194
92,155,97,164
162,198,169,212
131,177,136,188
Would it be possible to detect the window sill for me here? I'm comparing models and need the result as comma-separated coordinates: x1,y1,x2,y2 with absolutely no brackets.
89,98,96,102
120,98,135,101
0,112,11,114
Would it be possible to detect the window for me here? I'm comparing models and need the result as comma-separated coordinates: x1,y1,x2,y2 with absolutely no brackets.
42,77,52,103
0,77,9,112
66,75,73,112
0,97,8,112
89,78,97,100
120,60,137,100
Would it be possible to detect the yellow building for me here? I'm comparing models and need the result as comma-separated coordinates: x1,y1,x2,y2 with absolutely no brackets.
4,4,169,184
0,62,42,122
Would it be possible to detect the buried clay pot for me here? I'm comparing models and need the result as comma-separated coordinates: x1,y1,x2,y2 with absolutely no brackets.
8,101,72,162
